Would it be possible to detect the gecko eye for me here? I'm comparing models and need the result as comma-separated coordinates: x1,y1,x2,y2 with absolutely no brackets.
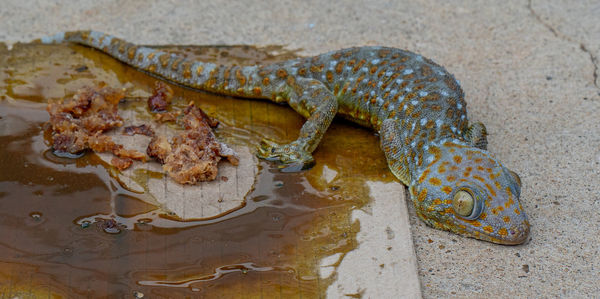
452,189,482,219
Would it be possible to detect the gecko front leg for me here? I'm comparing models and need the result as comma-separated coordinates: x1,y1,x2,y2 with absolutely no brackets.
257,78,338,172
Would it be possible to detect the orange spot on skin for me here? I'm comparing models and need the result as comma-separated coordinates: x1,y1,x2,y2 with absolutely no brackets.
429,177,442,186
446,175,456,182
503,216,511,223
277,69,288,78
485,183,497,197
147,64,156,72
498,228,508,236
182,63,192,79
310,64,324,73
428,146,442,166
263,77,270,85
437,164,447,174
253,87,262,96
287,75,295,86
441,186,453,194
127,46,137,60
418,169,430,184
326,70,334,83
411,187,418,197
472,175,485,182
159,54,169,67
466,220,482,227
418,188,428,202
483,226,494,233
335,61,345,74
479,212,487,220
236,69,246,86
369,66,378,74
196,65,203,76
118,42,127,54
453,155,462,164
171,58,182,71
433,198,442,205
514,208,520,215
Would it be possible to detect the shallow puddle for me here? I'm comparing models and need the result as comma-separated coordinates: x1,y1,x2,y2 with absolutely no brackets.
0,43,392,297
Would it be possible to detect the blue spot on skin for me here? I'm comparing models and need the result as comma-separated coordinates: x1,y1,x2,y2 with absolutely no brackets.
371,59,380,65
403,69,413,75
419,91,428,97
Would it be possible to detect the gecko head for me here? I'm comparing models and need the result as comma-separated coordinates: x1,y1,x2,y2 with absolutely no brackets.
410,141,529,245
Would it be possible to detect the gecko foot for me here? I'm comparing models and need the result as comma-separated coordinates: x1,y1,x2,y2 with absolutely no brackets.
257,139,315,172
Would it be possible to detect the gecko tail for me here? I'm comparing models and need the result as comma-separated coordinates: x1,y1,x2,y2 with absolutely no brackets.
33,30,266,99
37,32,67,44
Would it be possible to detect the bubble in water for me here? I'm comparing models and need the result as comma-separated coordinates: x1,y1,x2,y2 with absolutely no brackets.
102,219,121,234
80,220,91,228
133,291,144,298
29,212,42,221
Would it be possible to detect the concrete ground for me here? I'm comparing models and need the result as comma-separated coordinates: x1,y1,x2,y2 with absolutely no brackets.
2,0,599,297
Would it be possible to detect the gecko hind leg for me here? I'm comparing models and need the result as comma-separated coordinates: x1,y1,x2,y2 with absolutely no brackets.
257,78,338,172
380,118,411,185
465,122,488,150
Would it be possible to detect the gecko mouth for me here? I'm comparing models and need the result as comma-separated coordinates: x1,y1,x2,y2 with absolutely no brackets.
503,222,530,245
477,221,530,245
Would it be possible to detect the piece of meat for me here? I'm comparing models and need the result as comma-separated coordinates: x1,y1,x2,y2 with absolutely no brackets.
147,81,173,112
46,83,146,161
147,135,171,164
122,124,155,136
148,103,238,184
111,157,133,170
153,110,180,122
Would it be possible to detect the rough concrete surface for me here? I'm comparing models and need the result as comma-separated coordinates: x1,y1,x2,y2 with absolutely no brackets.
2,0,599,297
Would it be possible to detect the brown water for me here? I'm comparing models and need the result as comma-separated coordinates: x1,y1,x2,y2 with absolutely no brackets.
0,43,392,298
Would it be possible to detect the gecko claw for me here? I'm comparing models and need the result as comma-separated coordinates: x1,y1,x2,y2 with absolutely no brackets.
257,139,315,172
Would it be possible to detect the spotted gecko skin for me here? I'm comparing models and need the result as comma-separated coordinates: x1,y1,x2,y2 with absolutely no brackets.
39,31,529,244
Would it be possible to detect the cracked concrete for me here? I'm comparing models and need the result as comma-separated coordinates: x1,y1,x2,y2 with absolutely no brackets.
528,0,599,89
2,0,600,297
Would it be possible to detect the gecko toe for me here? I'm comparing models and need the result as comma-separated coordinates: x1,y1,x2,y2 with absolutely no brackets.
256,139,315,171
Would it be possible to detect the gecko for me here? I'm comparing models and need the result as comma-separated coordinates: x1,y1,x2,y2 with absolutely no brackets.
38,31,529,245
